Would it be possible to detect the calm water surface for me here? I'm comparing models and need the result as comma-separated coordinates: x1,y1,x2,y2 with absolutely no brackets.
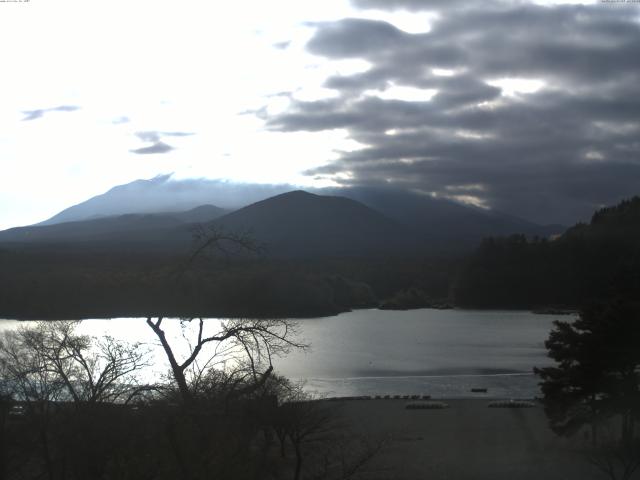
280,308,562,398
0,309,568,398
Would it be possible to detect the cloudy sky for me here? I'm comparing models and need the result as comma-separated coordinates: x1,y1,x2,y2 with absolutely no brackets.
1,0,638,229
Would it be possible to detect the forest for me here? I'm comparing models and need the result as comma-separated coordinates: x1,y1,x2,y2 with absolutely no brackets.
1,197,640,319
0,244,455,320
453,197,640,309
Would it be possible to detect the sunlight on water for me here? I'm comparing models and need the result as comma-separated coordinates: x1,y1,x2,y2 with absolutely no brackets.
0,309,570,398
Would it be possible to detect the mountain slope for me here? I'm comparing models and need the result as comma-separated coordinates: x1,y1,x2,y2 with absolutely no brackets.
213,190,420,257
30,176,564,253
169,204,227,223
328,187,563,250
0,191,421,258
39,175,290,225
0,205,226,249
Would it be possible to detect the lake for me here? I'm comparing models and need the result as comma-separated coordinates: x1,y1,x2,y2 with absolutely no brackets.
0,308,567,398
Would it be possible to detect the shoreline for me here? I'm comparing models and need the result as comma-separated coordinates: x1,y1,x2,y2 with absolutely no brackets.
298,369,544,400
321,394,540,402
0,305,579,322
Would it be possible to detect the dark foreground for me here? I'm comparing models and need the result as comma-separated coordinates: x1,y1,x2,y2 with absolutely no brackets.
1,397,617,479
334,399,599,480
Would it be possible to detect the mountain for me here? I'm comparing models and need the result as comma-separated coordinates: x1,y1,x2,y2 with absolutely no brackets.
212,190,419,257
325,187,564,251
39,175,292,225
171,204,227,223
29,176,565,252
0,190,437,319
0,191,420,258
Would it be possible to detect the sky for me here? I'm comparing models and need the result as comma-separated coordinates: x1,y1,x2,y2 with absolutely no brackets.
0,0,638,229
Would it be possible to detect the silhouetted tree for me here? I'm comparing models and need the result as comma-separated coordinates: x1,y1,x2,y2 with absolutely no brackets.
273,387,384,480
146,316,305,406
0,321,150,480
535,300,640,479
148,225,306,406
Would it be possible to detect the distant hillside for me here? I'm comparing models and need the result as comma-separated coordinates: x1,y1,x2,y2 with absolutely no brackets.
170,204,227,223
325,187,563,251
0,205,226,250
563,196,640,242
454,196,640,308
213,190,420,257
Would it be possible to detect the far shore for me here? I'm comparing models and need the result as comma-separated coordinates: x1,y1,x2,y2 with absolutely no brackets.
0,305,580,322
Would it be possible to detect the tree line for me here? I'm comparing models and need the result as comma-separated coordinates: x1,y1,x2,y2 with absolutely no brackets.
454,197,640,309
0,245,454,320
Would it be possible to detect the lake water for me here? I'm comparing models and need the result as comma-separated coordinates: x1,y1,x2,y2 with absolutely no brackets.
0,309,568,399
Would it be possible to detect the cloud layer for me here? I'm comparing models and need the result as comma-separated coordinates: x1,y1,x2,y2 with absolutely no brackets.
265,3,640,224
130,131,195,155
21,105,80,121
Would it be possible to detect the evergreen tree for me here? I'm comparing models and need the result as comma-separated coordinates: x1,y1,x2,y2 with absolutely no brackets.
535,300,640,444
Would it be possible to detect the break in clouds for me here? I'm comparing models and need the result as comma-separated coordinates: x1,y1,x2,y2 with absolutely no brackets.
265,1,640,225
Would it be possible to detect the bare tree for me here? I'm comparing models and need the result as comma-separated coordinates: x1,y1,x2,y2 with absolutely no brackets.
0,327,67,406
0,328,67,480
0,321,150,480
11,321,150,404
587,423,640,480
187,224,263,266
146,316,305,405
280,398,337,480
273,387,386,480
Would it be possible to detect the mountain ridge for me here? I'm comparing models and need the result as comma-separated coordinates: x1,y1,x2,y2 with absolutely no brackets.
211,190,421,257
19,176,565,253
38,176,292,226
0,190,422,258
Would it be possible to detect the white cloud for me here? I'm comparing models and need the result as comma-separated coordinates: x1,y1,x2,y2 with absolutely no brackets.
486,78,547,96
365,85,438,102
431,68,457,77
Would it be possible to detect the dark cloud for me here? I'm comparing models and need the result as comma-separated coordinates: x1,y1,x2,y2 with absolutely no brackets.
135,131,194,142
131,131,194,155
135,131,162,143
22,111,45,121
21,105,80,121
273,41,291,49
130,142,174,155
164,131,195,137
307,19,417,58
264,3,640,225
112,116,130,125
